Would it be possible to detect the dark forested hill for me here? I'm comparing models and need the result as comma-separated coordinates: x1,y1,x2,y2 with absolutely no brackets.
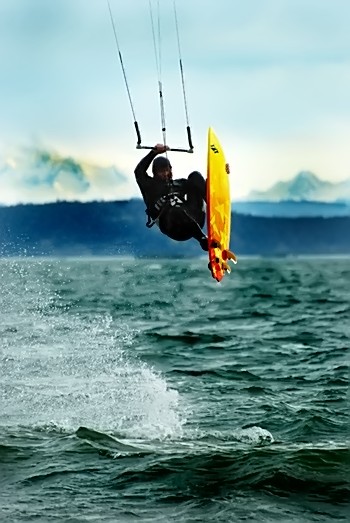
1,200,349,257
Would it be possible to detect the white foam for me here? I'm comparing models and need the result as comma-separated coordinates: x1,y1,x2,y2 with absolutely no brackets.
234,426,274,445
0,260,185,441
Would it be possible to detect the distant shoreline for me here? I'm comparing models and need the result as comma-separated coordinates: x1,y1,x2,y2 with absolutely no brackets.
1,200,350,257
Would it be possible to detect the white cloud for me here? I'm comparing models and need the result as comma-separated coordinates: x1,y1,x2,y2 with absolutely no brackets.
0,146,131,205
0,0,349,203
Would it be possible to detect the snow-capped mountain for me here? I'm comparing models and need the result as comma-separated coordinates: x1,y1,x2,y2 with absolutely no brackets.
246,171,350,202
0,147,131,205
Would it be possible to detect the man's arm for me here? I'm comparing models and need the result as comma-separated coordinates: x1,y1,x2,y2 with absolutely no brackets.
134,144,169,182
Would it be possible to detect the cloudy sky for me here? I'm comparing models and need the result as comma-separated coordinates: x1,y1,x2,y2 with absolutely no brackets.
0,0,349,204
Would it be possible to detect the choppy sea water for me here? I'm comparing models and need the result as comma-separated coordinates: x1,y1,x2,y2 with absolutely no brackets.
0,257,349,522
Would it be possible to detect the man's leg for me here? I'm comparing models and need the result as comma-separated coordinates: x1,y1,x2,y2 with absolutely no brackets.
186,214,208,251
185,171,207,249
187,171,206,223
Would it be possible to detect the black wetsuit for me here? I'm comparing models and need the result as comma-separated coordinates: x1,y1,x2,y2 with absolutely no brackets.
134,149,207,243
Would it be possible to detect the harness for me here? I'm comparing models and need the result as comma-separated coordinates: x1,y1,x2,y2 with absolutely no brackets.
145,192,184,228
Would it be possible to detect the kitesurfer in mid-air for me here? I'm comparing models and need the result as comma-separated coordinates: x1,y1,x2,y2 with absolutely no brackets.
135,144,208,251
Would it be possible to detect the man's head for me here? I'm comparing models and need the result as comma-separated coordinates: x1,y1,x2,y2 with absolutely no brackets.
152,156,172,181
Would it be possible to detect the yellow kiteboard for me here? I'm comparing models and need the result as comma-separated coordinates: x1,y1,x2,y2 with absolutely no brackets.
207,127,237,282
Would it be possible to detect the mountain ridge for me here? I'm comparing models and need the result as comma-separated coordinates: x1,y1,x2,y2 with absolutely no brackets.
245,171,350,202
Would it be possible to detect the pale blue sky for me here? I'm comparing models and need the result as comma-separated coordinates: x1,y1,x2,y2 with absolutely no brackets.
0,0,349,203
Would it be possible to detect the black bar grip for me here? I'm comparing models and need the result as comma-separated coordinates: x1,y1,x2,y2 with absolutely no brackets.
186,126,194,151
136,145,193,153
170,147,193,153
134,121,141,146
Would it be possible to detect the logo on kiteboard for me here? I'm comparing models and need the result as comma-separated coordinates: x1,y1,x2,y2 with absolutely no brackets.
210,144,219,154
